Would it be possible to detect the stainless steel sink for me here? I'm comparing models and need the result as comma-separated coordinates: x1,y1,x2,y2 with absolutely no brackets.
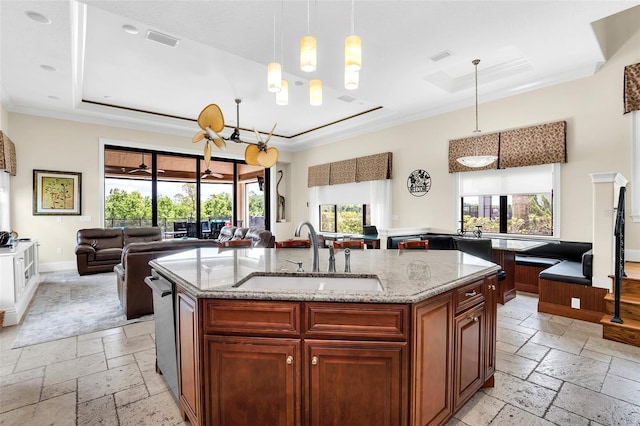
232,275,383,292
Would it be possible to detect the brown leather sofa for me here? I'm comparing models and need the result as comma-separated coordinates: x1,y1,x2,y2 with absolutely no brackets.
216,226,275,248
75,227,162,275
114,239,219,319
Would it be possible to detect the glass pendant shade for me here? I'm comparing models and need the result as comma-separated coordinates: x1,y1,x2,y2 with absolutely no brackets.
345,35,362,71
344,69,359,90
300,35,317,72
310,79,322,106
456,155,498,168
276,79,289,105
267,62,282,93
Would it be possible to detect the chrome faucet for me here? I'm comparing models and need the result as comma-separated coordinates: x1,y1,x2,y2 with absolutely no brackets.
294,220,320,272
328,246,336,273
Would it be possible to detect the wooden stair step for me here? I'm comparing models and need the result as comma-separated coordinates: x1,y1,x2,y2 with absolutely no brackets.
604,293,640,317
601,315,640,347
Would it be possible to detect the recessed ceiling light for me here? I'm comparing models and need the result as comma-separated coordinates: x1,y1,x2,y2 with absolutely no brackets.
103,95,113,99
122,24,138,35
40,64,56,72
294,81,304,87
48,95,60,100
25,11,51,24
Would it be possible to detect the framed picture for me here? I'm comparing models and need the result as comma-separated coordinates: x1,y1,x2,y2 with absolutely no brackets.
33,170,82,215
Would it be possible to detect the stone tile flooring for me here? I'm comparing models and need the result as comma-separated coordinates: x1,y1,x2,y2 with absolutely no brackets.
1,292,639,425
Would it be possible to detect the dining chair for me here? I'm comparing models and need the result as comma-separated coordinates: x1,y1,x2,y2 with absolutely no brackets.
275,239,311,248
398,240,429,250
333,240,365,249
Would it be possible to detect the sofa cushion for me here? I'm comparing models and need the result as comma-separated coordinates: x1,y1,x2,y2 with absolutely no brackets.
94,247,123,261
521,241,592,262
539,260,592,286
421,234,456,250
218,226,237,243
515,255,561,268
582,249,593,278
77,228,123,250
123,226,162,246
232,227,248,240
245,228,274,248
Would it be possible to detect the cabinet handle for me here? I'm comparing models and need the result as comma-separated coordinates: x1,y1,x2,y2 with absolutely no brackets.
465,290,477,297
489,284,496,291
286,355,293,365
468,316,479,322
311,356,318,365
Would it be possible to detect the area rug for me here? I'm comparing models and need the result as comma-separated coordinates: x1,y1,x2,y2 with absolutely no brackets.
12,271,153,348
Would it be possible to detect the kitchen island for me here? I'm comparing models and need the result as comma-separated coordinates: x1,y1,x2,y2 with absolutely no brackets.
148,247,500,426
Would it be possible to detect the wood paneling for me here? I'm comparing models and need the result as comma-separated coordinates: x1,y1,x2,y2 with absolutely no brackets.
538,279,608,323
515,264,545,294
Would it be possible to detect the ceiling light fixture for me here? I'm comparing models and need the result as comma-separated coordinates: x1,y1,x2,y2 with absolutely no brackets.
276,80,289,106
25,11,51,24
300,0,317,72
345,69,359,91
122,24,139,35
310,79,322,106
345,0,361,73
267,12,282,93
456,59,498,168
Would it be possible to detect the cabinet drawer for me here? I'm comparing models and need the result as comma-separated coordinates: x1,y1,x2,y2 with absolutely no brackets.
304,303,409,340
203,300,300,337
455,279,485,314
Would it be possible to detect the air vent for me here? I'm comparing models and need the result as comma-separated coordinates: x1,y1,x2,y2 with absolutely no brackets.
430,50,453,62
338,95,356,103
146,30,179,47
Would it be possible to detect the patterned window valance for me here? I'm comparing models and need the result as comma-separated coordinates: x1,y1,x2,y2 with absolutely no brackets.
624,62,640,114
307,152,392,187
0,131,16,176
448,121,566,173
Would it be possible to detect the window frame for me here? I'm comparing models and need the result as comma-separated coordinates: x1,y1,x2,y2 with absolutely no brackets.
318,203,369,234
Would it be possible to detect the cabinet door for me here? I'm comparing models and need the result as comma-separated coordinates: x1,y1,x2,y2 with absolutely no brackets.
305,340,407,426
205,336,300,426
454,303,485,411
412,292,454,426
484,277,498,385
177,292,199,424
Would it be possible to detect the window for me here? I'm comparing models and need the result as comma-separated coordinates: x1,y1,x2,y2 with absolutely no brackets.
457,164,558,237
319,204,370,234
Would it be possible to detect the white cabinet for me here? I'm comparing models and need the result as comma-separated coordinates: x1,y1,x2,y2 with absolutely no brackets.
0,241,40,326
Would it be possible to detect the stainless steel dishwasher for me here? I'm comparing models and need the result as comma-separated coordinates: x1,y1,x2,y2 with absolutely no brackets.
144,271,178,401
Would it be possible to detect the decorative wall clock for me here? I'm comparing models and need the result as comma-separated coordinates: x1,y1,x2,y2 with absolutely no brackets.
407,169,431,197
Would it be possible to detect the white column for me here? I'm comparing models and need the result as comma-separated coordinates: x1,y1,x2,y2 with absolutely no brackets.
0,172,10,231
590,172,628,290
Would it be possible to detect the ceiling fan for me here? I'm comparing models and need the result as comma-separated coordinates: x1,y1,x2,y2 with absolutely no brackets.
201,167,224,179
192,99,279,168
129,153,164,174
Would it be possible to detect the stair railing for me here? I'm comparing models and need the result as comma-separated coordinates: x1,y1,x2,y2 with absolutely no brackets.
611,186,626,324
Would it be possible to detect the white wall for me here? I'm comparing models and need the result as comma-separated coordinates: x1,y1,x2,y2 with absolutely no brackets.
287,25,640,258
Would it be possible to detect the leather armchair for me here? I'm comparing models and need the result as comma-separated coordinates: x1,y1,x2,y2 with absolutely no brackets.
75,228,124,275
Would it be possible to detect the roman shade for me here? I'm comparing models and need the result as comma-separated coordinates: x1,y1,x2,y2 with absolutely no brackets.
624,62,640,114
499,121,566,168
0,131,17,176
307,152,392,187
448,121,566,173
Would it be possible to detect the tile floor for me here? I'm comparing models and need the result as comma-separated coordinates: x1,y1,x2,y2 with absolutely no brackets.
1,292,639,425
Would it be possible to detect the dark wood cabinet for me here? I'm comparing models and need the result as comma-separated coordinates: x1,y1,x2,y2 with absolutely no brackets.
412,292,454,426
493,249,516,304
157,272,497,426
205,336,300,426
453,302,485,411
305,340,407,426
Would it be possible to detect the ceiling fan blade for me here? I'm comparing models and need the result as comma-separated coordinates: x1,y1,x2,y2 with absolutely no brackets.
244,144,260,166
256,146,279,168
192,130,206,143
197,104,224,132
206,127,227,151
204,140,211,170
264,122,277,145
253,128,264,144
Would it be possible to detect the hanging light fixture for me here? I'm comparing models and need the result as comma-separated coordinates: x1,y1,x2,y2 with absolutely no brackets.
344,69,359,90
276,79,289,105
456,59,498,168
344,0,361,73
300,0,317,72
267,12,282,92
310,79,322,106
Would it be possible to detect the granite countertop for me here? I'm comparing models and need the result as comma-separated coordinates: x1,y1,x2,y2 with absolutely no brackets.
149,247,501,304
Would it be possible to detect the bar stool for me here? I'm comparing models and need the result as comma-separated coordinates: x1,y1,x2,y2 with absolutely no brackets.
333,240,365,249
398,240,429,250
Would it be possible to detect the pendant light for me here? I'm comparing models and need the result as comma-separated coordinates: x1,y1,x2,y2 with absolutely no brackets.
267,12,282,92
310,79,322,106
300,0,317,72
344,0,361,72
344,69,359,90
456,59,498,168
